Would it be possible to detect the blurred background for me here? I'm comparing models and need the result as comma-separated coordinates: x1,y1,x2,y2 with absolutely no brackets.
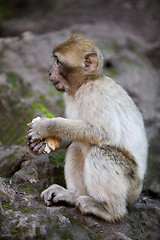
0,0,160,39
0,0,160,181
0,1,160,239
0,0,160,177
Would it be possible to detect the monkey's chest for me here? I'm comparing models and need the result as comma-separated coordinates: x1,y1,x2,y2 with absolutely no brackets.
65,94,91,121
66,108,81,119
65,99,82,120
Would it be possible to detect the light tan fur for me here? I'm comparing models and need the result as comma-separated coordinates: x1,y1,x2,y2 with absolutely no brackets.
27,34,148,222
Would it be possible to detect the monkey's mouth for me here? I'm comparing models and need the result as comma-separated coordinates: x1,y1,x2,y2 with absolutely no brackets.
53,81,65,92
53,81,60,87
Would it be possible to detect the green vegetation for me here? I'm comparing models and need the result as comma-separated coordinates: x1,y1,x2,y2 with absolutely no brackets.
87,233,102,240
15,135,26,145
18,167,24,172
0,70,58,146
0,71,33,145
2,202,9,209
23,227,29,233
20,206,30,213
2,202,16,212
48,87,54,97
32,103,56,118
60,232,74,240
0,107,32,145
17,184,42,195
25,187,34,194
104,67,117,78
39,94,46,101
0,1,13,19
59,99,65,108
11,228,20,234
6,71,30,98
49,150,65,167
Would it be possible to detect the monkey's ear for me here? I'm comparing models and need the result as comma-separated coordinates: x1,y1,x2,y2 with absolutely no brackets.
84,52,98,72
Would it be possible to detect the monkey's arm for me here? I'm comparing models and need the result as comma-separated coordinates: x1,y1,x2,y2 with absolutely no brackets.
27,117,107,148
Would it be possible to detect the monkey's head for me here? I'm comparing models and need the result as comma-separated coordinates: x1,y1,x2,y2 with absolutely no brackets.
49,34,104,95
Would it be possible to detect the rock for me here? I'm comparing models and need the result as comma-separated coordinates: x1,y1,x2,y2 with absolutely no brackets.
0,144,160,239
0,177,16,203
149,182,160,198
0,175,104,239
0,146,28,177
108,232,132,240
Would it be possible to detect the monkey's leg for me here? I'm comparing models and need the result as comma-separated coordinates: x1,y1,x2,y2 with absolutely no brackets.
41,142,87,206
64,142,87,195
77,146,129,222
76,194,127,222
76,196,117,222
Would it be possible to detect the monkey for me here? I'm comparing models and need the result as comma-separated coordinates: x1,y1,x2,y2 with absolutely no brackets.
26,34,148,222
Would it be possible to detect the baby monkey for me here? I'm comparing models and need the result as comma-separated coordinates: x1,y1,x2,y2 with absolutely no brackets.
26,34,148,222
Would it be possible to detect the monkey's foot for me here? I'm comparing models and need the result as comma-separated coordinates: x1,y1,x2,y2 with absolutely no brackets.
76,196,105,214
41,184,77,206
76,196,123,222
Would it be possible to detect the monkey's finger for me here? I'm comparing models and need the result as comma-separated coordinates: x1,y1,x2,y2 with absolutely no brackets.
25,134,30,140
25,133,32,141
26,138,40,146
27,128,33,134
26,139,35,148
30,140,42,149
33,141,45,152
41,190,53,206
26,131,34,138
27,133,41,141
41,189,53,202
27,139,36,146
29,137,38,143
26,140,30,146
37,144,45,154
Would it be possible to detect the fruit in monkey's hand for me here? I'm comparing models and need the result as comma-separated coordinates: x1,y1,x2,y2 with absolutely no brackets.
27,117,61,153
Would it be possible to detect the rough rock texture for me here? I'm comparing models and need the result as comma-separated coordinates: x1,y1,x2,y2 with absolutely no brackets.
0,25,160,145
0,1,160,239
0,146,160,240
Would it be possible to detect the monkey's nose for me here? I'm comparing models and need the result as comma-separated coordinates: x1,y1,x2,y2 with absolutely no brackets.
48,67,53,76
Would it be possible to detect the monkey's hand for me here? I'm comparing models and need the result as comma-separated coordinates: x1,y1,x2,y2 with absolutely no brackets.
26,118,52,155
27,118,52,141
27,138,46,155
27,117,61,154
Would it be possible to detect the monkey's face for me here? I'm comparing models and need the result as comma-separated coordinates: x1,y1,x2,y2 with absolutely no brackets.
49,57,67,92
49,52,84,94
49,34,103,95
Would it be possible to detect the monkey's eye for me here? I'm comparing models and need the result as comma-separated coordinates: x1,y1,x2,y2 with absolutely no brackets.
55,58,61,66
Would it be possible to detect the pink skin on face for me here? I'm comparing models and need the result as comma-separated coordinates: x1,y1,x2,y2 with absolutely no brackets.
49,60,66,92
